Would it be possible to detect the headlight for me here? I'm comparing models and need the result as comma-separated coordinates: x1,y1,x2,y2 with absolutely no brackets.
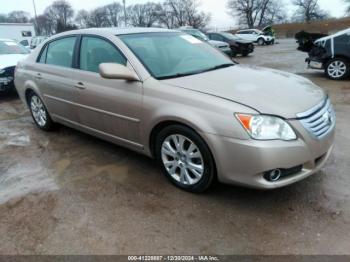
236,114,297,141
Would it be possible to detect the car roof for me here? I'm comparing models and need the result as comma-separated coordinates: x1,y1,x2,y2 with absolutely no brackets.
56,27,180,37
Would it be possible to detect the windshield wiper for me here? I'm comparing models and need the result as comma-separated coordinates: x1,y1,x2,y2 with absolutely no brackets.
158,69,207,80
158,63,235,80
201,63,235,73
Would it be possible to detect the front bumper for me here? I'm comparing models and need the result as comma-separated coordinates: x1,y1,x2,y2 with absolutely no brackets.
238,44,254,54
202,121,335,189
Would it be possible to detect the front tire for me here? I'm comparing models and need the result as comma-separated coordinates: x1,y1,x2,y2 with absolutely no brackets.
155,125,216,193
257,38,265,46
325,58,350,80
28,92,55,131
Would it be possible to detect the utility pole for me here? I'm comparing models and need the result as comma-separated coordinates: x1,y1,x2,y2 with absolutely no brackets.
32,0,39,34
123,0,127,27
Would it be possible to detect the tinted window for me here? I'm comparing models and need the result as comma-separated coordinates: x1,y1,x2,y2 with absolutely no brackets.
46,37,76,68
80,36,127,73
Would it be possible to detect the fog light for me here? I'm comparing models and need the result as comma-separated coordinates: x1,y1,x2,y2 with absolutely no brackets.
264,169,282,182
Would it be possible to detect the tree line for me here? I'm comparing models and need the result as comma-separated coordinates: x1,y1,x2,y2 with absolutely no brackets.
0,0,349,36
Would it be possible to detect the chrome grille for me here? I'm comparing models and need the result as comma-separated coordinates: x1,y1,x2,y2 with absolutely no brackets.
296,98,336,139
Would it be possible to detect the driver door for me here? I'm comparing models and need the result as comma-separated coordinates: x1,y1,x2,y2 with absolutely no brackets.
72,35,143,147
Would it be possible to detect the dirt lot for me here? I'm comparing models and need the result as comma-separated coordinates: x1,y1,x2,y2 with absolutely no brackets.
0,39,349,255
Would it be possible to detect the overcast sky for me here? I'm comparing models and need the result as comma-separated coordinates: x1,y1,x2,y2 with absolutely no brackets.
1,0,348,28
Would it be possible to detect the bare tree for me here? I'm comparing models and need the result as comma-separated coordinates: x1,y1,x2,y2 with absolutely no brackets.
345,0,350,15
88,7,110,27
160,0,211,29
44,0,75,32
35,14,55,35
75,10,90,28
227,0,286,28
292,0,329,23
105,2,124,27
0,14,7,23
127,2,160,27
7,11,31,23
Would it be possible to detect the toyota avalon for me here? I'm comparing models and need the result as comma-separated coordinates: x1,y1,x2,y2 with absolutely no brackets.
14,28,335,192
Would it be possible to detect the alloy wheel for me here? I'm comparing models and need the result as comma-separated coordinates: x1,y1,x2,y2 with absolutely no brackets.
327,60,347,79
161,134,204,186
30,95,47,127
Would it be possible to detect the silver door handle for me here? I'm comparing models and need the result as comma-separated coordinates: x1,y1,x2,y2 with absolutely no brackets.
74,82,86,90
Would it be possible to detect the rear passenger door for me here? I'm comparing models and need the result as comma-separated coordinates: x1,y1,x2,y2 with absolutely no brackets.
72,35,143,147
36,36,79,123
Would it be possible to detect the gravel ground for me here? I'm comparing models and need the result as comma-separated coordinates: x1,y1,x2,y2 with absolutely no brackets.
0,39,349,255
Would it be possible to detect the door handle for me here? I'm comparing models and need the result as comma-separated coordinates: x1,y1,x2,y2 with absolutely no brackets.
74,82,86,90
35,73,42,80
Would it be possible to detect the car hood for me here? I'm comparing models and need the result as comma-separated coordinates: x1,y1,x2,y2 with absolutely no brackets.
0,54,28,69
162,65,325,119
208,40,229,47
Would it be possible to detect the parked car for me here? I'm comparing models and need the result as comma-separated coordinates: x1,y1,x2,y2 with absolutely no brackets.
305,28,350,80
30,36,48,49
0,38,30,94
236,29,274,45
207,32,254,57
15,28,335,192
179,28,232,57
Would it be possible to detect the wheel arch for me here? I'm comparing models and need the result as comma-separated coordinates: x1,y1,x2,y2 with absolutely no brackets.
149,120,202,158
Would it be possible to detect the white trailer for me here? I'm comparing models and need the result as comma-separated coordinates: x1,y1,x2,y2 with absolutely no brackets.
0,23,36,48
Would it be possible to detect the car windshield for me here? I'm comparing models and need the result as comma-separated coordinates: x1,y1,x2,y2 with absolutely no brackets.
221,33,241,40
119,32,234,80
0,40,30,55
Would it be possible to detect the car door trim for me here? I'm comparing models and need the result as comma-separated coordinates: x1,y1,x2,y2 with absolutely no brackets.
51,113,144,149
44,94,140,123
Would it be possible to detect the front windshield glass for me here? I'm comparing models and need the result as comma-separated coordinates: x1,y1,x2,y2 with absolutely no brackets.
0,40,30,55
119,32,234,80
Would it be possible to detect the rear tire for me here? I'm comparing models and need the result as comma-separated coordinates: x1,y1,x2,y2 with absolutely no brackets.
325,58,350,80
28,92,55,131
155,125,216,193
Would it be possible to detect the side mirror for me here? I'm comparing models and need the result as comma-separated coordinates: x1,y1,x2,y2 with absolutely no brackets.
99,63,139,81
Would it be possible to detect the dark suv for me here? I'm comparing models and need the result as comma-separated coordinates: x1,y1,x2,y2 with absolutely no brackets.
207,32,254,57
305,29,350,80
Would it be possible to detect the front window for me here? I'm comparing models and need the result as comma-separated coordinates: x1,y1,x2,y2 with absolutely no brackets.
0,40,30,55
119,32,234,80
79,36,127,73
